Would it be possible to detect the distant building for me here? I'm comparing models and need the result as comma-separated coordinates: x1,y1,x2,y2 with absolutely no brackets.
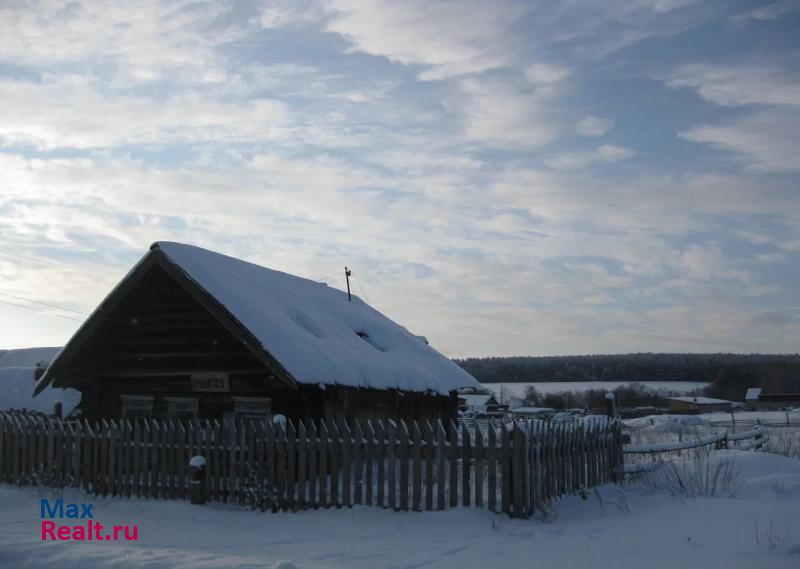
744,387,800,410
458,393,508,417
667,396,732,414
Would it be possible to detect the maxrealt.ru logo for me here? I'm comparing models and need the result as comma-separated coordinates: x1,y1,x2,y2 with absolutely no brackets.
40,499,139,541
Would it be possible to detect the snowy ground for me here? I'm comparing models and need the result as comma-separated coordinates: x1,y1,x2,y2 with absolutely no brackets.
1,449,799,569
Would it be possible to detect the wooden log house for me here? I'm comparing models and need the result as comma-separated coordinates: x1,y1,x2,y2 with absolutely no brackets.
34,242,479,423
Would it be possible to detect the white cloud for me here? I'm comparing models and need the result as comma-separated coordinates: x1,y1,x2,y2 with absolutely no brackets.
576,115,615,136
525,63,571,85
680,110,800,172
668,63,800,107
731,0,800,26
0,0,243,85
322,0,524,80
0,74,293,149
544,144,635,170
454,77,561,149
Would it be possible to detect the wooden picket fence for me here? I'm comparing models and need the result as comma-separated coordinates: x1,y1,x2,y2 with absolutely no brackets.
0,412,623,518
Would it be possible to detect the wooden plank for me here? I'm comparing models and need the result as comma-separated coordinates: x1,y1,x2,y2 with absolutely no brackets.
307,420,318,509
398,421,409,511
286,420,296,510
46,418,55,484
386,419,396,510
328,420,340,508
448,421,458,508
98,419,109,497
261,421,273,511
82,421,93,494
317,420,328,509
71,422,82,491
161,420,172,500
436,421,446,511
226,419,236,504
365,420,375,507
213,420,224,502
375,420,385,508
411,421,422,512
152,420,163,499
19,416,29,484
352,420,363,506
500,422,510,515
424,420,434,511
487,421,497,513
275,421,286,510
297,420,307,510
176,421,186,499
9,417,19,484
340,419,351,508
132,421,142,497
474,425,483,509
108,420,118,497
461,423,471,507
512,423,525,518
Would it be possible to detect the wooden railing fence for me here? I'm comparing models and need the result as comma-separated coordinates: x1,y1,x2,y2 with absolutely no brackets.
0,413,623,519
622,427,769,473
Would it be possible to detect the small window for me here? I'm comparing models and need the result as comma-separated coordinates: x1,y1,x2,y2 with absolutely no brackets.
164,397,199,420
232,396,272,424
120,395,154,419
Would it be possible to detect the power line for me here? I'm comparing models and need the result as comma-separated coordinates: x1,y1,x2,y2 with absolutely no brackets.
0,297,85,323
0,292,87,316
353,274,370,305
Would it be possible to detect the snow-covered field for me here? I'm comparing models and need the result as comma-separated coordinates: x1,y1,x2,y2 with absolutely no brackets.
482,381,709,398
1,448,799,569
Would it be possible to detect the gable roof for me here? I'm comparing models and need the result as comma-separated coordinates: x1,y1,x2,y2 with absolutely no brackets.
36,241,479,396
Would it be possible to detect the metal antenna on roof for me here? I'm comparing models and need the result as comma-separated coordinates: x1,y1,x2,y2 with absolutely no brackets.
345,267,352,301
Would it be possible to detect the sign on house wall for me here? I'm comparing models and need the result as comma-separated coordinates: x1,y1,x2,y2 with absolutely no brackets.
190,372,229,392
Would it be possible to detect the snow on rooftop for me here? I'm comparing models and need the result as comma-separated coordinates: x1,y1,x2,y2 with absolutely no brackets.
0,350,80,414
458,394,494,406
0,347,60,367
667,396,732,405
745,387,762,400
511,407,555,414
155,242,479,396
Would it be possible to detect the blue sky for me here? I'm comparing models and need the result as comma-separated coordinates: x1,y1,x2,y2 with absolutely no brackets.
0,0,798,356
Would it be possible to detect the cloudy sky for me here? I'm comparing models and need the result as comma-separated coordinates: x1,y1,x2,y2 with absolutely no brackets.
0,0,798,356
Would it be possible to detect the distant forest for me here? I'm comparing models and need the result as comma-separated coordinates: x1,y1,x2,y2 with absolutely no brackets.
454,353,800,400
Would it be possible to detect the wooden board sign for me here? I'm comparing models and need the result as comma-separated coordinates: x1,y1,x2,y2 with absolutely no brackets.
190,372,230,392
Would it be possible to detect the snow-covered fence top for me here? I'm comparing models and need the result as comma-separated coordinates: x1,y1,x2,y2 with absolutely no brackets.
623,427,768,455
0,413,623,519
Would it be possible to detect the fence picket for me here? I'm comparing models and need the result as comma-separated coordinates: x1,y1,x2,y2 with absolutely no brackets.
411,421,422,512
423,420,434,511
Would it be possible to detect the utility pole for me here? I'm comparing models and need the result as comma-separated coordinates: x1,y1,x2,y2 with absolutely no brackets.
345,266,352,301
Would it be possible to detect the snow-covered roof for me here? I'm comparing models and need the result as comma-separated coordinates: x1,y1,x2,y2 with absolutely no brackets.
1,350,80,414
745,387,762,401
512,407,555,414
458,394,495,407
668,396,732,405
40,241,478,397
0,347,60,367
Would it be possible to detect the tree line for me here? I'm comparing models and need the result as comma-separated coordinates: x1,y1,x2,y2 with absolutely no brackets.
455,353,800,401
